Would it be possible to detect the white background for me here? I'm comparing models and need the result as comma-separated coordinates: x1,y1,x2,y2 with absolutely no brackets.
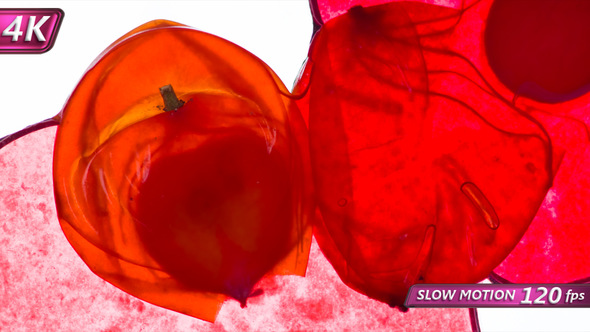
0,1,588,331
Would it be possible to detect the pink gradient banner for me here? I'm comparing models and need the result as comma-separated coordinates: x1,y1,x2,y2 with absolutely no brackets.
406,284,590,308
0,8,63,53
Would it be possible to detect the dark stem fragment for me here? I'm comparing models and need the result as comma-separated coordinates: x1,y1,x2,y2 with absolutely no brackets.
159,84,184,111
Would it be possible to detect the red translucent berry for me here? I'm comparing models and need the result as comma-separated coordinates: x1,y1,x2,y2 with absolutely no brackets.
485,0,590,103
53,20,312,321
296,2,555,307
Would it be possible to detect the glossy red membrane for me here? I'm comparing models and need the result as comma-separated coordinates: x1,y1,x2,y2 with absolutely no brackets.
52,20,312,321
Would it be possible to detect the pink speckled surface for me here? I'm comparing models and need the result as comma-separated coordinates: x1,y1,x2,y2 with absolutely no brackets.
0,127,472,331
493,142,590,283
